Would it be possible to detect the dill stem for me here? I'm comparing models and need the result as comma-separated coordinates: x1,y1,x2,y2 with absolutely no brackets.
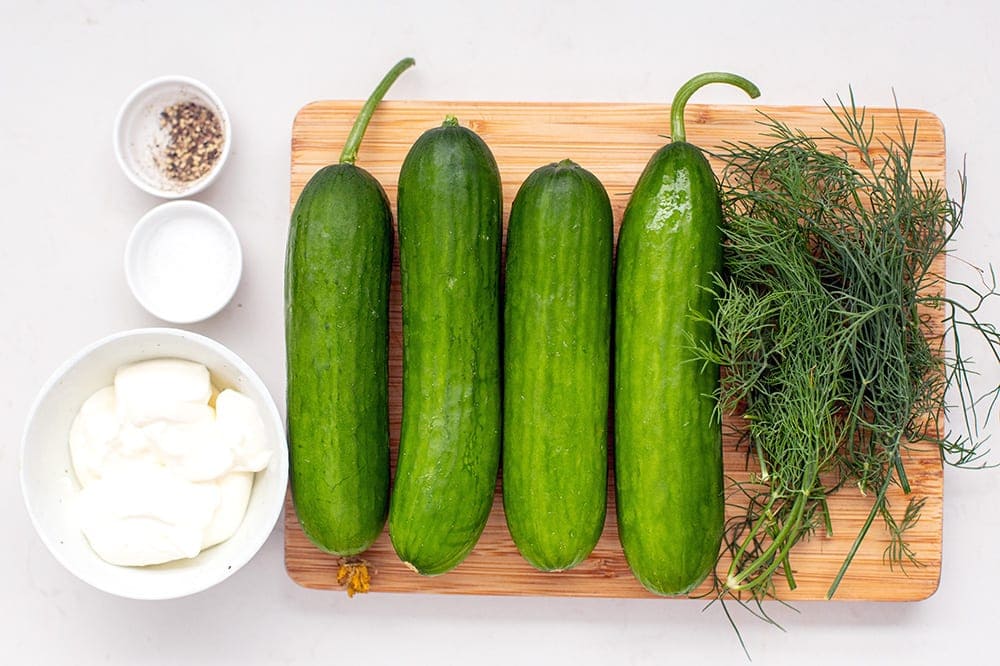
755,439,770,481
727,493,779,576
726,485,810,592
894,452,911,494
827,455,898,598
781,550,797,591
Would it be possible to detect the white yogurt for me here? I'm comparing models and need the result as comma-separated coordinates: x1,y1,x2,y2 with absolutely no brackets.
68,358,271,567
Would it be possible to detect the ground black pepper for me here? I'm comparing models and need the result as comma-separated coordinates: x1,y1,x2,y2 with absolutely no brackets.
155,101,224,183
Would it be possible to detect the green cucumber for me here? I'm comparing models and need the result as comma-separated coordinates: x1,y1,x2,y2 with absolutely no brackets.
614,72,760,595
389,115,503,576
285,57,413,556
502,160,613,572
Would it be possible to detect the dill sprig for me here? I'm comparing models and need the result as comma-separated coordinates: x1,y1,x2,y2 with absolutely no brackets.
695,91,1000,610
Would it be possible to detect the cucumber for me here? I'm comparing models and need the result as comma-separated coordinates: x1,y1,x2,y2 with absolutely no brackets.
389,116,503,576
614,73,760,595
502,160,612,572
285,57,413,556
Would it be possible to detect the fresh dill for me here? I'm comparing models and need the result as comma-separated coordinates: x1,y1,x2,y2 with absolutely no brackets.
693,91,1000,612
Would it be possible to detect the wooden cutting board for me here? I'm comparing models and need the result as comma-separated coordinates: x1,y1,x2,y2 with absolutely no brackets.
285,100,945,601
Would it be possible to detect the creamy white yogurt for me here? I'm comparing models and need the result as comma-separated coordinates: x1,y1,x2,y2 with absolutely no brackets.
68,358,272,567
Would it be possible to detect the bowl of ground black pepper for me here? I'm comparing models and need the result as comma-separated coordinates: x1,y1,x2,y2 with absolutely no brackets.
113,76,231,198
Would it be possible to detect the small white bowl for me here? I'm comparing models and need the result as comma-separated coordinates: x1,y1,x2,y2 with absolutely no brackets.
124,200,242,324
20,328,288,600
113,75,232,198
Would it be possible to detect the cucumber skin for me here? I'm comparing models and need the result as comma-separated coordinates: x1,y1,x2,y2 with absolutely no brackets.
389,122,503,576
614,141,724,595
285,164,392,557
502,161,612,572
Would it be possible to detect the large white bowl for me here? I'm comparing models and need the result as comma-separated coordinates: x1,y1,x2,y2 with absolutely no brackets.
20,328,288,600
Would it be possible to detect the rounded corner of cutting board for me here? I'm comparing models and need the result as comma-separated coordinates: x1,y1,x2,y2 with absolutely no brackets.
291,100,333,132
913,569,943,602
907,107,946,136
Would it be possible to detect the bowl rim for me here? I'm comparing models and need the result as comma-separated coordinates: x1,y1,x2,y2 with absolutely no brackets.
20,326,288,600
123,200,243,324
112,74,233,199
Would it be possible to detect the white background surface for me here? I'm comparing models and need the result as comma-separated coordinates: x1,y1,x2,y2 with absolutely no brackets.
3,1,999,663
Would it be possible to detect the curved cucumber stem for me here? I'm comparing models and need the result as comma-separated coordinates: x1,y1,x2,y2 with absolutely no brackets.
670,72,760,144
340,57,415,165
442,114,459,127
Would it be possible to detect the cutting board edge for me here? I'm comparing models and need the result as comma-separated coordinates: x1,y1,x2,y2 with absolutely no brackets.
284,100,947,602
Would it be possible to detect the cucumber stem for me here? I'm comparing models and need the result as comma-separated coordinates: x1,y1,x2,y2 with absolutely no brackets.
669,72,760,144
340,57,415,165
443,115,459,127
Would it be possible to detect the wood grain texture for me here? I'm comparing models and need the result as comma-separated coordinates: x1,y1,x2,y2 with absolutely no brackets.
285,101,946,601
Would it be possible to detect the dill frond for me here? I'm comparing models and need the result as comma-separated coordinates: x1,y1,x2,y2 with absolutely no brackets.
701,92,1000,605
